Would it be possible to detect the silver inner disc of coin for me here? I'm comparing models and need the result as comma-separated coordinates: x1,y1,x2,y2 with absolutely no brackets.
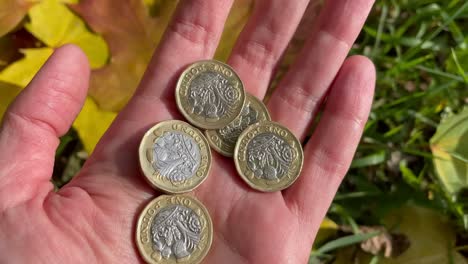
152,131,201,182
151,205,202,260
246,133,295,180
218,102,259,144
188,71,240,119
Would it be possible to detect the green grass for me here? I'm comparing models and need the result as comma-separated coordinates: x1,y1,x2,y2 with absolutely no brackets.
324,0,468,260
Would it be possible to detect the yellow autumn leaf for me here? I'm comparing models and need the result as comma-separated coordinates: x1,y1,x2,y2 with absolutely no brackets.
73,97,117,154
314,218,339,247
25,0,108,68
0,81,21,122
430,108,468,195
0,47,53,87
214,0,253,62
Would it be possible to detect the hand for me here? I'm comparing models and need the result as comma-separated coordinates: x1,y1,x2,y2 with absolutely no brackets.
0,1,375,263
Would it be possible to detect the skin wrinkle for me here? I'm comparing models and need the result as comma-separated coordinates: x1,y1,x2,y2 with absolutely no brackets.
228,0,309,98
269,32,349,133
283,56,375,229
6,111,60,139
166,1,232,58
46,188,112,262
276,84,322,115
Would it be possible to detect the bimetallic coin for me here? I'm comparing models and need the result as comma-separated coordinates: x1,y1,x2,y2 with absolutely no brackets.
139,120,212,194
234,121,304,192
205,94,271,157
175,60,246,129
136,195,213,264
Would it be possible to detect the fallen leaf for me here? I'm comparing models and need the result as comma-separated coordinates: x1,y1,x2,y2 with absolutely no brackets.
333,206,467,264
25,0,108,68
314,218,339,247
430,107,468,195
214,0,253,62
0,47,53,87
70,0,177,111
0,81,22,122
0,0,36,37
72,97,117,154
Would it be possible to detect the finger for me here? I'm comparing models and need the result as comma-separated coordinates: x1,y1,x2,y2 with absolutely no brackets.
75,1,234,187
268,0,375,139
227,0,309,98
283,56,375,235
0,45,89,210
135,0,234,101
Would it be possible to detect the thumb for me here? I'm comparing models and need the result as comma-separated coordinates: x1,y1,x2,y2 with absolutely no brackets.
0,44,90,211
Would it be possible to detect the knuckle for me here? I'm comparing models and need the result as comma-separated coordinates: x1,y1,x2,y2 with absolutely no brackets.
236,38,279,70
276,84,322,114
168,16,217,54
310,147,350,179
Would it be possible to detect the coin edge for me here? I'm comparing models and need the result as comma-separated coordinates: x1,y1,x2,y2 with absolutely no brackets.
205,94,271,157
233,121,304,192
135,194,214,264
138,120,213,194
175,60,246,130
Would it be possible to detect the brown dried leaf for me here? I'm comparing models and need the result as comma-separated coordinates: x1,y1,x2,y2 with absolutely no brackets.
71,0,178,111
334,206,467,264
0,0,36,37
352,226,409,258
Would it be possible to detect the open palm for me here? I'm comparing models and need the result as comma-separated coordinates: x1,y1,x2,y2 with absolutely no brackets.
0,1,375,263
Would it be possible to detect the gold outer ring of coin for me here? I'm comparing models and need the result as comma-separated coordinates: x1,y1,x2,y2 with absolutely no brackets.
175,60,246,129
205,94,271,157
139,120,212,194
234,121,304,192
136,194,213,264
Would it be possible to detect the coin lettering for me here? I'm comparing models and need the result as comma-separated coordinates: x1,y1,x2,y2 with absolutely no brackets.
176,60,246,129
152,131,201,182
234,121,304,192
136,195,213,264
151,205,201,260
246,133,295,180
139,120,212,194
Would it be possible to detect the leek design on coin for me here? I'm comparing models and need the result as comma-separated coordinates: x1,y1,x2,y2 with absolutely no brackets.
176,60,246,129
137,195,213,264
205,94,271,157
139,120,212,194
234,121,304,192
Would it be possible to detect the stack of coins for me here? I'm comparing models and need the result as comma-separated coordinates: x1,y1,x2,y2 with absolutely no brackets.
136,60,303,264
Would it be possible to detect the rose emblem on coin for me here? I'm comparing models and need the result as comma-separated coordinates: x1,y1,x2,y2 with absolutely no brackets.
151,205,202,260
136,195,213,264
234,121,304,192
153,132,201,183
176,60,246,129
139,120,212,194
246,133,295,181
188,72,239,119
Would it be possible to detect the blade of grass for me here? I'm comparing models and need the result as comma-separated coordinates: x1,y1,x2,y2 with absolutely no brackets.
450,48,468,83
334,191,381,201
351,150,387,168
311,232,380,256
369,255,380,264
416,65,465,82
372,3,388,58
403,1,468,60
